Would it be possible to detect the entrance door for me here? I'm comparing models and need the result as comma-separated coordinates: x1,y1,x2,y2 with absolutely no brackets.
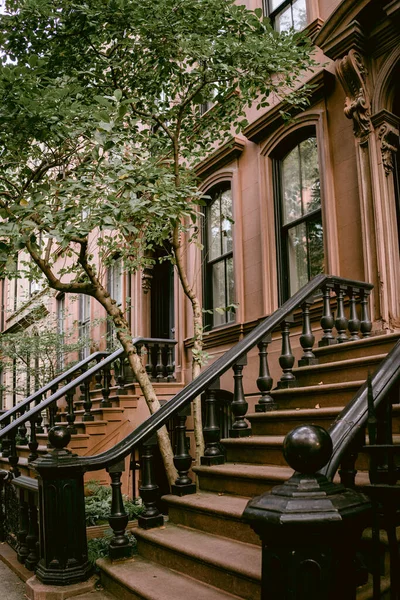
151,252,174,339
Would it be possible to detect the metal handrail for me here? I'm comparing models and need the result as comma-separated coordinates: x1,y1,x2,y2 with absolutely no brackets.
0,350,109,425
322,338,400,480
28,274,373,472
0,337,177,440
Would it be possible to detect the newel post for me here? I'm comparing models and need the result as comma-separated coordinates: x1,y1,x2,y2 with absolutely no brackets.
32,426,91,586
243,425,371,600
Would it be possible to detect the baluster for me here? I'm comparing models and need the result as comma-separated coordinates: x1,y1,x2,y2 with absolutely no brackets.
1,417,11,458
8,430,20,478
145,344,154,380
255,334,276,412
229,355,251,438
339,434,362,488
172,404,196,495
201,380,225,465
156,343,165,381
107,459,133,560
116,357,127,394
81,368,94,422
25,491,39,570
65,378,77,435
319,285,337,347
334,285,349,343
0,470,9,542
277,319,296,389
94,360,103,389
348,287,361,341
166,343,175,382
138,436,164,529
28,417,39,462
35,394,44,434
17,489,29,564
299,301,318,367
47,399,58,448
101,364,112,408
17,407,28,446
360,289,372,338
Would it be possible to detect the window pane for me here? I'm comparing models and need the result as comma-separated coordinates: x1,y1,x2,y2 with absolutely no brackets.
221,189,233,255
212,261,226,327
282,146,302,224
226,257,235,323
292,0,307,30
208,198,221,260
308,217,324,278
287,222,308,296
270,0,286,11
275,5,292,32
300,137,320,215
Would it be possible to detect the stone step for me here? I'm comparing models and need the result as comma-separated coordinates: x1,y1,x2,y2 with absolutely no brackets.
247,406,343,435
59,407,125,423
313,333,400,365
293,354,386,387
267,380,365,410
98,554,243,600
163,492,260,546
133,523,261,599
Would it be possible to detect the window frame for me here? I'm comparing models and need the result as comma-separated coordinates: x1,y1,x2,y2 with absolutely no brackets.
264,0,307,32
273,128,324,304
78,294,91,360
203,183,235,330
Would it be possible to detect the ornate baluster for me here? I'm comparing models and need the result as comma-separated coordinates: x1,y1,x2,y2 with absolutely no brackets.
201,380,225,465
28,417,39,462
25,491,39,570
360,289,372,338
339,434,362,489
0,470,9,541
229,355,251,438
18,407,28,446
348,287,361,341
35,394,44,434
1,417,11,458
299,301,318,367
166,343,175,382
334,285,349,343
319,285,337,347
101,364,112,408
156,343,165,381
94,360,103,389
81,367,94,422
8,430,20,478
65,378,77,435
172,404,196,495
116,356,127,394
277,319,296,389
145,344,154,380
107,460,133,560
138,436,164,529
17,489,29,564
255,334,275,412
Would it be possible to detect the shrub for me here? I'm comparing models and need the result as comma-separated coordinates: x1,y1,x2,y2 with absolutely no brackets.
84,480,144,527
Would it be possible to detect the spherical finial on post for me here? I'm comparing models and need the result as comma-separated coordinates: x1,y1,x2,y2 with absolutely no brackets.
283,424,333,473
48,425,71,450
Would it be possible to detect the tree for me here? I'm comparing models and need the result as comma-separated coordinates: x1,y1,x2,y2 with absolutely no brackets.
0,0,317,481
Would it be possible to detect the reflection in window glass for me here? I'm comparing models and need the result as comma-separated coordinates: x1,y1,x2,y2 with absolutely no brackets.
204,186,235,328
267,0,307,33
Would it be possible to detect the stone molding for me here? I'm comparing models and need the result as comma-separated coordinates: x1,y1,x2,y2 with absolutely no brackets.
194,138,245,181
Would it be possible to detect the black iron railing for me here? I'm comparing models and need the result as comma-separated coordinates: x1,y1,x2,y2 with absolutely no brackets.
0,275,379,588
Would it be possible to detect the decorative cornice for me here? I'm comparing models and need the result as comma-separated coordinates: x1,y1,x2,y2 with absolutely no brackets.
336,50,372,143
383,0,400,17
318,20,366,61
304,17,324,43
243,70,335,144
372,110,400,176
194,138,245,181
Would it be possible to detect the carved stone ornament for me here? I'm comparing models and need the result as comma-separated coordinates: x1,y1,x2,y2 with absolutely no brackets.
378,122,399,176
336,50,371,143
142,265,154,293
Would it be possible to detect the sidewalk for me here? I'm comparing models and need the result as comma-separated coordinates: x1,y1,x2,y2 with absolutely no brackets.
0,559,27,600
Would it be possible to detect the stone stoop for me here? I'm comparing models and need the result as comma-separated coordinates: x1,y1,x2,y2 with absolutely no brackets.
92,332,400,600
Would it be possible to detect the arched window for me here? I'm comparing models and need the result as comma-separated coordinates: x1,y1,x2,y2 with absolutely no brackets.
203,183,235,328
274,132,324,302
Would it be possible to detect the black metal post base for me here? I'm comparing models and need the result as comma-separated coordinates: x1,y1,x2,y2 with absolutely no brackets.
200,454,225,466
138,513,164,530
255,399,277,413
276,379,297,390
229,427,252,438
318,337,337,347
35,560,93,586
109,537,134,561
298,356,319,367
171,482,197,496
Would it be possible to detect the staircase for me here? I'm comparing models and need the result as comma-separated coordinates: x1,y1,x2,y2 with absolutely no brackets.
91,332,400,600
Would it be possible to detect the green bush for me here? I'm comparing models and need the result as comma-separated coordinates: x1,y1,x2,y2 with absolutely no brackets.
84,480,144,527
